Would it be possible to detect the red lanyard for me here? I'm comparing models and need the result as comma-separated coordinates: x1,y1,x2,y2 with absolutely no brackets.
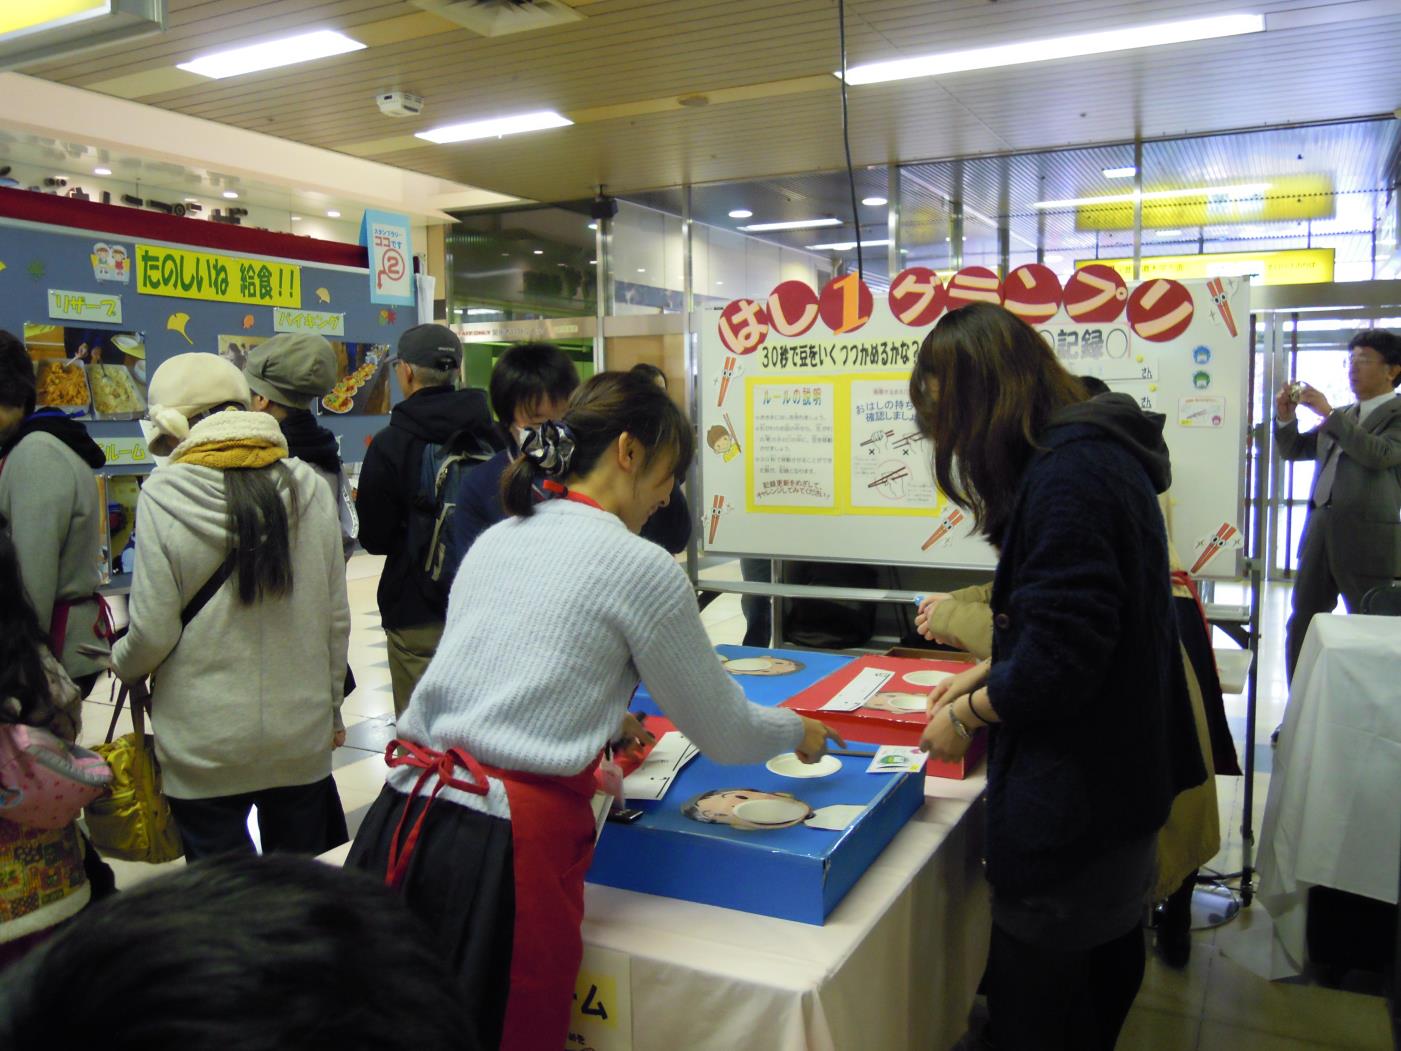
540,478,604,511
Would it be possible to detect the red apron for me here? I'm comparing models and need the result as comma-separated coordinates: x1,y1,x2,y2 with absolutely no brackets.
384,739,601,1051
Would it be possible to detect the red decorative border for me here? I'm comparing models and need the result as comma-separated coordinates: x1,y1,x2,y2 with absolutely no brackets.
0,186,369,268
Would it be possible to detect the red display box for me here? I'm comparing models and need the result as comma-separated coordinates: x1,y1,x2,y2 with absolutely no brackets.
781,654,987,779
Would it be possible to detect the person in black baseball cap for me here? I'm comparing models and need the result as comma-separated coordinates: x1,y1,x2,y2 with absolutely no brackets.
357,323,503,715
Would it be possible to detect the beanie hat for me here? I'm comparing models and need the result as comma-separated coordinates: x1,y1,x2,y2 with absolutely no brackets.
146,353,251,456
243,333,339,410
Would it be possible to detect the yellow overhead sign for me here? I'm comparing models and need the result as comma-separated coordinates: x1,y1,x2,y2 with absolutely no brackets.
1080,248,1335,286
136,245,301,307
1074,174,1336,231
0,1,109,38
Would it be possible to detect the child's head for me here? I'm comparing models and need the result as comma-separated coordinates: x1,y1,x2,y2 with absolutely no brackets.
706,424,733,453
501,370,694,532
489,342,580,439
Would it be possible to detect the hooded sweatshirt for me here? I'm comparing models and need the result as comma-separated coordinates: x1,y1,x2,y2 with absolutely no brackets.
0,410,109,680
979,393,1205,898
356,385,502,629
112,411,350,799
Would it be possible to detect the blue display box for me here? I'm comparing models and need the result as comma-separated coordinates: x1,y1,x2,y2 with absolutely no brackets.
587,741,925,925
628,644,853,718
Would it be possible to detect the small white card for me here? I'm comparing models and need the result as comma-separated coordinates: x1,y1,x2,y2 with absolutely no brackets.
865,745,927,774
621,732,698,801
820,667,895,712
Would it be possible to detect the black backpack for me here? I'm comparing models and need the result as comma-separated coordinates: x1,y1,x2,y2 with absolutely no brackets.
410,426,499,610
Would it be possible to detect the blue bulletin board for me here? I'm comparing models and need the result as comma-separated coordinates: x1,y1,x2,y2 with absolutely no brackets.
0,214,413,475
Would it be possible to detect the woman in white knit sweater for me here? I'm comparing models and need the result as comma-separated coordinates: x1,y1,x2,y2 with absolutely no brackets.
349,371,840,1051
113,354,350,861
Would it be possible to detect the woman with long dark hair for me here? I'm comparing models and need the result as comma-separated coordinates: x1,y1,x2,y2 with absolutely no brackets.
911,304,1204,1050
0,514,91,968
112,353,350,860
349,370,841,1051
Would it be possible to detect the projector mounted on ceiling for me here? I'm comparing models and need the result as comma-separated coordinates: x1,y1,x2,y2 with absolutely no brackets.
410,0,583,38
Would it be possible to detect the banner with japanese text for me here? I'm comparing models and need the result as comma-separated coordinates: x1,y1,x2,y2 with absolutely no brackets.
135,244,300,307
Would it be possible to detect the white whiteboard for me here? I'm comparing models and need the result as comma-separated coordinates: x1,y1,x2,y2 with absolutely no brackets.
697,272,1250,578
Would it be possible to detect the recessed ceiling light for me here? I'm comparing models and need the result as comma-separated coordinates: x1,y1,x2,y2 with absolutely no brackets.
222,190,239,199
1032,183,1270,209
326,210,341,218
414,110,573,145
861,196,888,207
716,280,723,285
93,167,112,176
637,268,646,273
588,259,597,264
290,215,301,221
738,218,843,232
1045,254,1065,263
533,249,544,255
838,14,1264,85
1102,166,1138,179
728,209,753,219
805,238,894,251
178,29,366,79
587,222,598,230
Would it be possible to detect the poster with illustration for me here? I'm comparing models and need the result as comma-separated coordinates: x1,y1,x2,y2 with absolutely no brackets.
23,323,148,420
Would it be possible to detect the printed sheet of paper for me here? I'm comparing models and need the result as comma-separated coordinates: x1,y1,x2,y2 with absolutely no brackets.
849,380,939,510
819,667,895,712
621,732,699,801
751,382,836,508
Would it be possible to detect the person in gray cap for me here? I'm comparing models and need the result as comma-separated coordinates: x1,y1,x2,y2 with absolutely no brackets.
356,324,501,716
244,333,357,558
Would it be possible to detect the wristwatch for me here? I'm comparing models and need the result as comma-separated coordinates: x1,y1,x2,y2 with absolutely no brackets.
947,705,974,741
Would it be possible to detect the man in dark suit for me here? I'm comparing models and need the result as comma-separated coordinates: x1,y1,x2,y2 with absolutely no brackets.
1276,330,1401,681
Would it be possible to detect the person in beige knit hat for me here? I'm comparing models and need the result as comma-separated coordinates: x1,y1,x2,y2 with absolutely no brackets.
243,335,357,557
115,351,350,860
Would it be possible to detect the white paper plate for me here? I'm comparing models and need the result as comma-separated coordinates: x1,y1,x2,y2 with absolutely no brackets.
733,797,811,826
724,657,777,673
903,669,954,687
875,692,927,712
765,753,841,779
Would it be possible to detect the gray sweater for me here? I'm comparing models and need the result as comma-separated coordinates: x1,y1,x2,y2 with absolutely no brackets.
113,417,350,799
390,499,804,818
0,432,107,680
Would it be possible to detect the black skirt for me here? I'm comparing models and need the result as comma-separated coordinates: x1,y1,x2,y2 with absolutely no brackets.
347,785,515,1051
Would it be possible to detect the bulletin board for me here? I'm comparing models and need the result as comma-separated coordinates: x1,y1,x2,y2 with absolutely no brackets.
0,197,414,473
698,267,1250,578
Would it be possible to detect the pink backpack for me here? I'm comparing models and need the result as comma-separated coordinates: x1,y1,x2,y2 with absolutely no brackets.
0,723,113,830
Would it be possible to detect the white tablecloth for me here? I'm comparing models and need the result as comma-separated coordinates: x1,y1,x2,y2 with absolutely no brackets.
1257,614,1401,973
581,774,989,1051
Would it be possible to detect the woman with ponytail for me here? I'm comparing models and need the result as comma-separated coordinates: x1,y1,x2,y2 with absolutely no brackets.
112,353,350,860
349,370,842,1051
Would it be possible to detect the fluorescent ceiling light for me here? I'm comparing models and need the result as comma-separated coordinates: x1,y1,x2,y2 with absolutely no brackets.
636,268,646,273
728,209,753,219
587,222,597,230
839,13,1264,85
178,29,366,79
1102,166,1137,179
222,190,239,199
326,210,340,218
290,215,301,221
1156,229,1184,237
533,249,544,255
415,110,573,145
738,217,843,232
93,166,111,176
806,238,893,251
467,308,500,315
861,196,888,207
1033,182,1270,209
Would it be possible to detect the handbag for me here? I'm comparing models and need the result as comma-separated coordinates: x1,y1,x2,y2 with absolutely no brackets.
85,679,183,863
0,723,113,830
83,550,236,863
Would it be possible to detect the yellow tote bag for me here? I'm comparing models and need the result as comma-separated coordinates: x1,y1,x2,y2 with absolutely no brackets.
85,681,183,864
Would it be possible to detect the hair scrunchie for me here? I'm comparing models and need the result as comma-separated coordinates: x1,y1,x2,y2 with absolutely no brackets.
520,420,576,477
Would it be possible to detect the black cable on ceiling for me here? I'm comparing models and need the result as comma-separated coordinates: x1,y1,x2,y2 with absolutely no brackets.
837,0,863,282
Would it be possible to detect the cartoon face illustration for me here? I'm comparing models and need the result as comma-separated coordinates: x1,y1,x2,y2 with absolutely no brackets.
95,245,111,264
863,691,926,714
1192,370,1212,390
682,788,814,830
707,424,735,456
721,655,804,677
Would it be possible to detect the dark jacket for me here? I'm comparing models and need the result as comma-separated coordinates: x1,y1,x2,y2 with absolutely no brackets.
982,394,1205,898
356,386,500,628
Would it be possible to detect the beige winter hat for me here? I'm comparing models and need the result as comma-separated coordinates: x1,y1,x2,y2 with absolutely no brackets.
146,352,251,456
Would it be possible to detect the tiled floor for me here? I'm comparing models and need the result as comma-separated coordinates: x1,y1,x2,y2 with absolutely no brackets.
78,558,1394,1050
